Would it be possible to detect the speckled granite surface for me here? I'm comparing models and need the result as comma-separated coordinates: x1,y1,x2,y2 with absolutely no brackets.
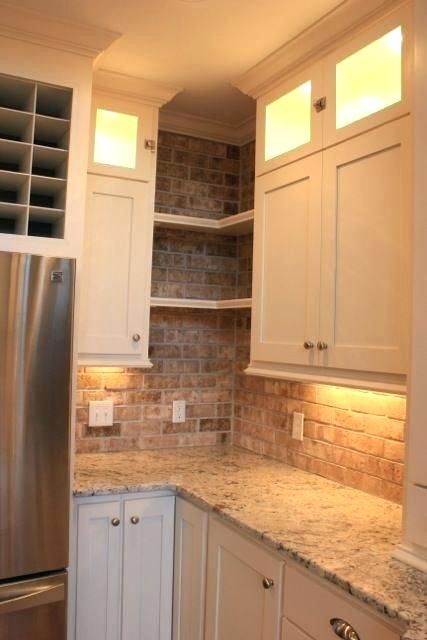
74,445,426,640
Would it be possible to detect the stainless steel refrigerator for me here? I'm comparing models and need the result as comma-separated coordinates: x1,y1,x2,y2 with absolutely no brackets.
0,251,75,639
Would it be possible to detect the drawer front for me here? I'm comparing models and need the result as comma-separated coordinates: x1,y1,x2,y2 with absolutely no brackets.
283,567,401,640
281,619,312,640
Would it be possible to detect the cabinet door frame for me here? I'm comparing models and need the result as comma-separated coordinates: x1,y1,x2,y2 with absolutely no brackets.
121,495,175,640
78,173,154,367
73,499,123,640
88,91,158,183
173,498,208,640
322,3,413,148
251,153,322,367
205,517,283,640
319,117,411,374
256,62,324,176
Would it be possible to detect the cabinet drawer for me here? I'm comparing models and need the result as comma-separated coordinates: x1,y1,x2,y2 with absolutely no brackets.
281,619,312,640
283,566,401,640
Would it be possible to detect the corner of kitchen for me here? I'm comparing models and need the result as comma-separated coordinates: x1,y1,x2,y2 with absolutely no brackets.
0,1,426,640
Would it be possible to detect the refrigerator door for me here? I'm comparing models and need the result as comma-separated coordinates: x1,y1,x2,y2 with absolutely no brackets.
0,252,75,580
0,572,67,640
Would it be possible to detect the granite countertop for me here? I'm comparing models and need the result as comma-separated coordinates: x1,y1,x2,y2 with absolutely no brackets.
74,445,427,640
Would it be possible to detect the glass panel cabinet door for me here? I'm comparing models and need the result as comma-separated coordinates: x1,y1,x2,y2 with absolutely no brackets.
324,5,411,146
256,64,323,176
88,92,158,182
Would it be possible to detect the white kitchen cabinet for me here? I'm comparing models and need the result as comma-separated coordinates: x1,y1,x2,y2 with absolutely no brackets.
251,154,322,367
72,493,175,640
122,496,175,640
173,498,208,640
255,3,411,177
205,517,283,640
78,174,154,367
74,500,122,640
249,117,410,391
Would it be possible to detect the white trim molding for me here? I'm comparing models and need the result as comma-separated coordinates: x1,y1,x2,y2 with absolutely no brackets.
93,69,181,108
154,209,254,236
0,3,120,59
159,108,256,145
234,0,405,98
151,297,252,310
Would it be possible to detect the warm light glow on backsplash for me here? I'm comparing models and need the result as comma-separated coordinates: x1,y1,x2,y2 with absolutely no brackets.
83,366,125,374
336,26,402,129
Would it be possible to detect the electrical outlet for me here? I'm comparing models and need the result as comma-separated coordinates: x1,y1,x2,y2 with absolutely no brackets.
173,400,186,424
88,400,114,427
292,412,304,441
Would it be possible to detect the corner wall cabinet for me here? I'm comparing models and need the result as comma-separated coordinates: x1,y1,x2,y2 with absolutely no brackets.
256,4,411,176
72,493,175,640
248,0,412,393
79,71,177,366
79,174,154,367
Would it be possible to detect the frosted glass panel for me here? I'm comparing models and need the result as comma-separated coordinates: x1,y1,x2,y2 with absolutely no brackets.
265,81,311,160
336,26,402,129
94,109,138,169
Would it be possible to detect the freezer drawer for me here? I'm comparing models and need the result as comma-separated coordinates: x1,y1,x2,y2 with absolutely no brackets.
0,572,67,640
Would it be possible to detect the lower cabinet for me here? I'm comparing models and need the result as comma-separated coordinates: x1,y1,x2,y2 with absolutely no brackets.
173,498,208,640
72,493,175,640
205,518,283,640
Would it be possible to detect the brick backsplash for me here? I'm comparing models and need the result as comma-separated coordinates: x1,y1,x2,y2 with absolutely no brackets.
76,130,408,504
76,308,235,453
155,131,241,219
232,310,406,503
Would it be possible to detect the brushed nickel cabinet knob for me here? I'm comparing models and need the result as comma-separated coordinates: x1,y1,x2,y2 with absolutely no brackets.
303,341,314,350
130,516,140,525
317,341,328,351
111,518,120,527
132,333,141,342
262,577,274,590
330,618,360,640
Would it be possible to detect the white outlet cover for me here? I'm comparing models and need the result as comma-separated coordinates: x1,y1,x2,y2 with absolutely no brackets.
89,400,114,427
172,400,186,424
292,412,304,441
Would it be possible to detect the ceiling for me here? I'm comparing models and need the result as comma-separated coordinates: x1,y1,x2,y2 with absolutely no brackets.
13,0,344,124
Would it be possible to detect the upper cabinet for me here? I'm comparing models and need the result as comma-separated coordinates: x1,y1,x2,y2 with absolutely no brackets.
88,87,159,183
0,7,118,258
256,3,411,176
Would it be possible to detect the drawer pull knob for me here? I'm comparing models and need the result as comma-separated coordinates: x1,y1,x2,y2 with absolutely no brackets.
132,333,141,343
330,618,360,640
303,340,314,350
262,577,274,590
130,516,140,525
111,518,120,527
317,341,328,351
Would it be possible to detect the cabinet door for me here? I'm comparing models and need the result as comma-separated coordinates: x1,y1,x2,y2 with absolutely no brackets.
205,518,283,640
79,174,153,367
88,89,158,182
173,499,208,640
75,501,122,640
320,118,410,375
122,496,175,640
256,63,323,176
323,4,411,147
251,154,322,366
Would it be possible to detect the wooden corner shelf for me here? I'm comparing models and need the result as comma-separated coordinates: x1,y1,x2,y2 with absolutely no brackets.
153,209,254,236
150,297,252,310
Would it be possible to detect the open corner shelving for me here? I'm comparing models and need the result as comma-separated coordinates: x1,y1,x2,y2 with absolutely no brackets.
0,73,71,239
150,297,252,310
153,208,254,236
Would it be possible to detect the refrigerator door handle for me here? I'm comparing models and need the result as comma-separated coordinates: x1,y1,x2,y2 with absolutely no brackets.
0,577,65,615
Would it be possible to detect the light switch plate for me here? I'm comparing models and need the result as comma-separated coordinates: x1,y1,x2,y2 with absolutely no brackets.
89,400,114,427
292,412,304,441
172,400,186,423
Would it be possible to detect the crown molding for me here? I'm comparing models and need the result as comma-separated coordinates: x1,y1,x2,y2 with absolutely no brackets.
93,69,181,108
0,3,120,59
234,0,404,98
158,109,256,145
